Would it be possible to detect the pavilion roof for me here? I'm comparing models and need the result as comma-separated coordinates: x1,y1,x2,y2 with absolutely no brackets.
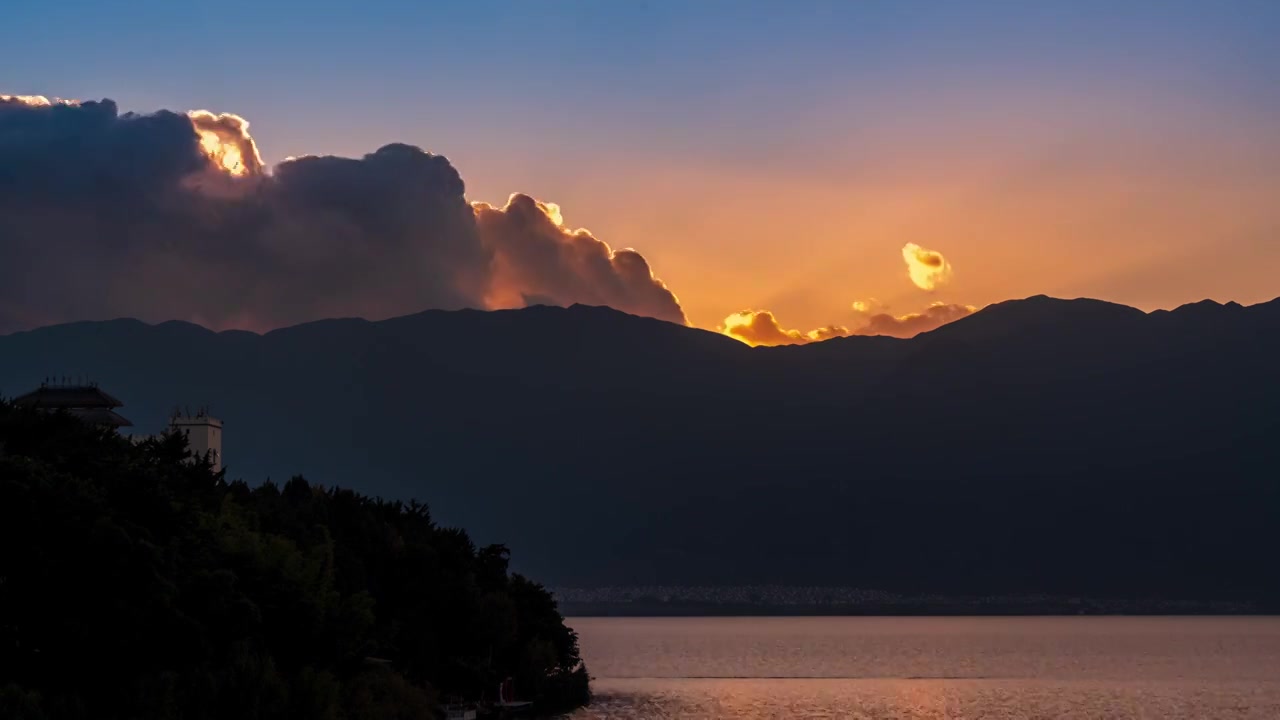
13,385,124,409
68,407,134,427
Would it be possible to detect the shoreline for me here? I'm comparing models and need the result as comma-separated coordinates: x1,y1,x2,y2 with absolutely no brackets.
559,601,1271,617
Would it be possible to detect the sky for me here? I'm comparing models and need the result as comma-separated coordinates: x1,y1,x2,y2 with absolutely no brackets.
3,0,1280,340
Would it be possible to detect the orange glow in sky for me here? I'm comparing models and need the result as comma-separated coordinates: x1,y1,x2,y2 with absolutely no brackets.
449,88,1280,336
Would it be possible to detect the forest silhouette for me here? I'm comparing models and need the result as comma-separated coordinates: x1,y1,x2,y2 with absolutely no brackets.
0,402,588,719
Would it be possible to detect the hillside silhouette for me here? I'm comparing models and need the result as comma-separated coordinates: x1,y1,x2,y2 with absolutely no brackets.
0,400,589,718
2,296,1278,603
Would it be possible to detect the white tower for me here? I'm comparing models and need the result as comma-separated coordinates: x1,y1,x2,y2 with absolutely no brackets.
170,409,223,472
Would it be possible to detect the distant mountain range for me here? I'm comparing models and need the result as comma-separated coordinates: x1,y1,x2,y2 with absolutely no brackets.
3,296,1278,603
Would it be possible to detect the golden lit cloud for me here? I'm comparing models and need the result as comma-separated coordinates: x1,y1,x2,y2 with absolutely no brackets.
187,110,263,177
541,201,564,227
721,310,849,346
902,243,952,291
0,94,78,107
851,298,885,314
723,301,980,346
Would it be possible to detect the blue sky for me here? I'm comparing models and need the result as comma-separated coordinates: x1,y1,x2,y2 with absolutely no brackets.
10,0,1276,162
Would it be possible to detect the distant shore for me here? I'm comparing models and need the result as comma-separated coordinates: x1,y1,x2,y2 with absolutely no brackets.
555,589,1268,617
560,603,1270,616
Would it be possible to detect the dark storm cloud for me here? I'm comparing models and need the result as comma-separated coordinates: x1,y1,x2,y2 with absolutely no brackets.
0,95,686,333
0,97,206,199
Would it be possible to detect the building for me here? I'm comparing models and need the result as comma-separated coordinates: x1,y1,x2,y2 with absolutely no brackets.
167,409,223,473
13,380,223,472
134,408,224,473
12,380,133,428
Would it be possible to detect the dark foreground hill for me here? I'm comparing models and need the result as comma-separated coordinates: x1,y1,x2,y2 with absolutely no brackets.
2,296,1279,604
0,402,589,719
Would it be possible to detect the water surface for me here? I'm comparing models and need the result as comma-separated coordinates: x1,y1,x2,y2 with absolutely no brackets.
563,616,1280,718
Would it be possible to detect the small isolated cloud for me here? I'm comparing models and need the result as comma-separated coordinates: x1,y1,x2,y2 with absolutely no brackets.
902,243,953,291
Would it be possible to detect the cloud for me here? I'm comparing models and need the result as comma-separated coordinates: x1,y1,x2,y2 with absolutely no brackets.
722,302,979,346
0,94,77,107
902,243,953,291
854,302,978,338
0,95,685,333
187,110,264,177
721,310,849,347
474,194,686,325
851,298,885,314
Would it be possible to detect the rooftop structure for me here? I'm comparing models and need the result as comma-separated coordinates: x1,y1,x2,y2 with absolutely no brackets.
168,408,223,472
12,380,133,427
14,380,224,471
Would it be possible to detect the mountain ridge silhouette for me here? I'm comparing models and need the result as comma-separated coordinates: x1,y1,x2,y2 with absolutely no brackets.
3,295,1278,601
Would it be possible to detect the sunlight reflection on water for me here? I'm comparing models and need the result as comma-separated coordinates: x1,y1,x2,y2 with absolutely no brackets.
561,617,1280,719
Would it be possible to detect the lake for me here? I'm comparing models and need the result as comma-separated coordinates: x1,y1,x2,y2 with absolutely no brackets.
561,616,1280,718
